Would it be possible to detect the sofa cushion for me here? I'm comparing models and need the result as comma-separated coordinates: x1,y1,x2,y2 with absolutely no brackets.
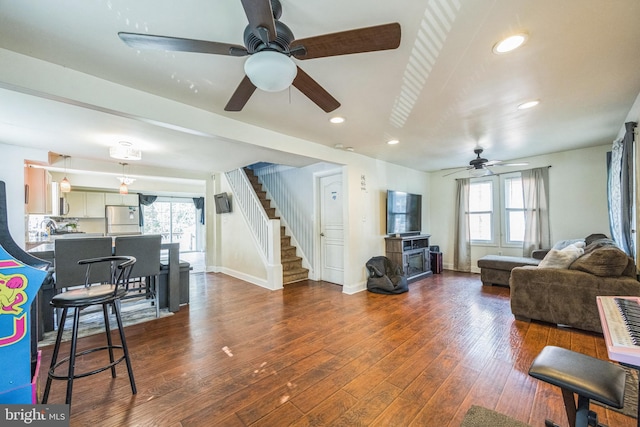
538,244,584,269
569,247,630,277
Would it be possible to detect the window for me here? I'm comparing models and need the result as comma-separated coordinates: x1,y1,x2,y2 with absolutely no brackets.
504,176,525,244
468,173,525,246
469,179,496,243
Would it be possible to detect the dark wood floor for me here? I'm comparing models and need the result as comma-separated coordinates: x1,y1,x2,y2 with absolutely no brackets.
38,270,637,426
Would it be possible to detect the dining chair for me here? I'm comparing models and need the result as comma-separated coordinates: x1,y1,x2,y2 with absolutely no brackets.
53,237,114,325
113,234,162,317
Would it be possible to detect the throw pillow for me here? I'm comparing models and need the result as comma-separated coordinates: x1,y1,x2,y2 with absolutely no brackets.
552,239,585,251
585,233,609,246
570,247,630,277
538,244,584,269
583,238,618,255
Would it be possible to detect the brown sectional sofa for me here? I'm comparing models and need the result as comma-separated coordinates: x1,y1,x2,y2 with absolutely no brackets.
509,238,640,333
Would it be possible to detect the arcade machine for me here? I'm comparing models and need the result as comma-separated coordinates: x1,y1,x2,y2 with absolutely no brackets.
0,181,51,403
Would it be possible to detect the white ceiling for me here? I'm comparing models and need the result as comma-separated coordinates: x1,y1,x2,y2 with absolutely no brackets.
1,0,639,176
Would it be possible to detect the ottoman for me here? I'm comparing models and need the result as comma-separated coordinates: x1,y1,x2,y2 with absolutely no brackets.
477,255,540,286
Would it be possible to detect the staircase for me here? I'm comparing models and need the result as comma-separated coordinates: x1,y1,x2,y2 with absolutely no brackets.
244,168,309,284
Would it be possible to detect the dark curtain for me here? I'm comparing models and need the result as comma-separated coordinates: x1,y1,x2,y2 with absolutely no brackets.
608,121,637,257
193,197,205,224
138,193,157,227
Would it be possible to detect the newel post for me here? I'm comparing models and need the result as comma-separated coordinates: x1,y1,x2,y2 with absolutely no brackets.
266,218,283,290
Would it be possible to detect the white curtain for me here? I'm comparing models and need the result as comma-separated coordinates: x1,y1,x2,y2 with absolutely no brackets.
521,167,551,256
454,178,471,272
608,121,636,257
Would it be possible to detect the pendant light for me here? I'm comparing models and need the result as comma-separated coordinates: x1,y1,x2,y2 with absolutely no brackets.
117,162,135,194
60,155,71,193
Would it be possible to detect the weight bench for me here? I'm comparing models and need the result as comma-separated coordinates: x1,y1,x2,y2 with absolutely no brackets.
528,346,626,427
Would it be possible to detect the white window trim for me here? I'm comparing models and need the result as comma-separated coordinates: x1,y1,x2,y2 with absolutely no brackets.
469,173,525,249
500,172,525,248
469,176,499,246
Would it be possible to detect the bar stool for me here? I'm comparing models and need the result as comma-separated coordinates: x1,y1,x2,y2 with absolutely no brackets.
42,256,137,408
528,345,626,427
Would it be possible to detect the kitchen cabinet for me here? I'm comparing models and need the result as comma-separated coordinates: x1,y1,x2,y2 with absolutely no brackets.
64,191,106,218
25,166,53,214
104,193,138,206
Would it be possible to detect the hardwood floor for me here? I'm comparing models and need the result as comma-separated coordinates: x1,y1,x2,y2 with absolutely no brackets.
37,270,637,426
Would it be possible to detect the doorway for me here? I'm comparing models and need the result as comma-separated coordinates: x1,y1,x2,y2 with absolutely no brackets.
318,172,344,285
141,196,205,253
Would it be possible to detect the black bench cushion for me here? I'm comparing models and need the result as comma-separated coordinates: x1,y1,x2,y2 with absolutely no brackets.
477,255,540,271
528,345,626,408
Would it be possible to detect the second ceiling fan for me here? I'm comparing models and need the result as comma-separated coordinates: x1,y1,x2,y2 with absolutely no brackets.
443,147,528,177
118,0,401,113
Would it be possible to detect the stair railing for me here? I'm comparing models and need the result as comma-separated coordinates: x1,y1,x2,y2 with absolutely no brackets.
225,168,282,290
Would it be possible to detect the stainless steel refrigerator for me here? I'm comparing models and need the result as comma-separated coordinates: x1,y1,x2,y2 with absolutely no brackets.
105,205,141,235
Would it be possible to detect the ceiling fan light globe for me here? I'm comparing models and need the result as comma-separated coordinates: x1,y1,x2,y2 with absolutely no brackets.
469,168,491,177
244,51,297,92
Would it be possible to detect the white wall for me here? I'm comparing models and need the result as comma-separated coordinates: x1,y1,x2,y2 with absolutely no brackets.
216,173,268,286
341,156,431,293
429,144,611,272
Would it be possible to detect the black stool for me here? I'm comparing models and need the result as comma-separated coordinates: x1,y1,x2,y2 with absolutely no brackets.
528,346,626,427
42,256,137,407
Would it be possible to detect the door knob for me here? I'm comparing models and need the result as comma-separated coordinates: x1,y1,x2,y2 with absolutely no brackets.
320,232,325,237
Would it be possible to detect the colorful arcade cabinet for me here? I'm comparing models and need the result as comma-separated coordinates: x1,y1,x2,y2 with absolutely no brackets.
0,181,51,403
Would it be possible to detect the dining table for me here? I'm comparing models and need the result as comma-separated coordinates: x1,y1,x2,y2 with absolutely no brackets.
28,240,182,338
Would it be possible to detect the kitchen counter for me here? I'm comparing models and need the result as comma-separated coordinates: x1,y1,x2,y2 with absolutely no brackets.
26,233,106,251
28,242,54,253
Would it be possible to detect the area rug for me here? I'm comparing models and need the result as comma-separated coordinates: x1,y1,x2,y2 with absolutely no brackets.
461,405,531,427
38,298,173,347
593,365,638,418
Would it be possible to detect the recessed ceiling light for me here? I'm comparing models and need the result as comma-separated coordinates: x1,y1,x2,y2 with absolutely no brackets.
387,139,400,145
493,33,528,54
517,99,540,110
330,116,345,124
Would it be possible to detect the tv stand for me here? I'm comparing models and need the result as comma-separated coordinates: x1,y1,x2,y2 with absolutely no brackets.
385,234,432,282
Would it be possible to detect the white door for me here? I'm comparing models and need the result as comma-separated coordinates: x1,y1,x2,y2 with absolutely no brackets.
320,174,344,285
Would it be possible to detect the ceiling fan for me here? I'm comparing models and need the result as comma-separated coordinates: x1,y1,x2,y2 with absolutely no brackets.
442,147,528,177
118,0,401,113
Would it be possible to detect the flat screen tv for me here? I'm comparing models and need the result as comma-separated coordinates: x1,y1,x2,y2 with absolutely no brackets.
214,192,232,214
386,190,422,235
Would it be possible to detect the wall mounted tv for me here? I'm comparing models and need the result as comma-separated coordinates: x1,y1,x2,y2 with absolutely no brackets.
386,190,422,235
214,192,232,214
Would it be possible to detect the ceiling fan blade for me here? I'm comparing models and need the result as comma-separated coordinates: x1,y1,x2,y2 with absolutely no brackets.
118,32,248,56
442,167,472,177
484,160,503,166
224,76,257,111
291,22,401,60
240,0,277,43
489,162,529,167
292,67,341,113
